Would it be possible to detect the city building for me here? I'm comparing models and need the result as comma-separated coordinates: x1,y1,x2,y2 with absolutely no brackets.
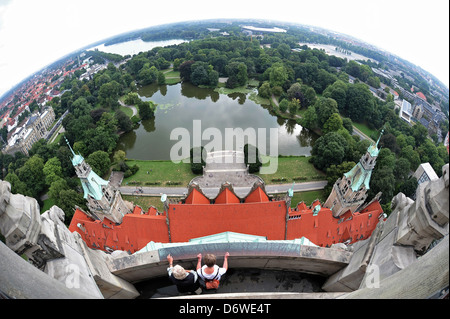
399,100,413,124
66,138,132,225
413,162,439,185
3,107,55,155
69,146,384,254
323,131,383,217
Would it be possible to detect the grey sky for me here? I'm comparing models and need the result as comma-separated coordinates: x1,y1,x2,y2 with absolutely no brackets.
0,0,448,98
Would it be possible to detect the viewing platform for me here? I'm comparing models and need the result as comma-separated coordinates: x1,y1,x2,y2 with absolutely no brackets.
189,150,264,198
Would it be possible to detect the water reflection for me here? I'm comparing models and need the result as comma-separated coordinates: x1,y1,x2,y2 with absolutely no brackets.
142,118,156,133
227,92,246,105
117,83,318,160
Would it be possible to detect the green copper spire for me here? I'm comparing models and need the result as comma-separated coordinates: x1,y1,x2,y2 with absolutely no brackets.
367,129,384,157
65,136,84,166
343,129,384,192
344,163,372,191
66,137,109,201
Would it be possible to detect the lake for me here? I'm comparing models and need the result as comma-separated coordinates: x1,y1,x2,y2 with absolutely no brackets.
89,39,187,56
95,38,318,160
116,82,318,160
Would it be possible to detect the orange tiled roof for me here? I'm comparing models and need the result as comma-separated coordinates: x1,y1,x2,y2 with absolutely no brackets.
69,186,384,253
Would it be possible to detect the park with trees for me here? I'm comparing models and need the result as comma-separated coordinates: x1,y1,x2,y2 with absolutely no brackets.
0,21,448,223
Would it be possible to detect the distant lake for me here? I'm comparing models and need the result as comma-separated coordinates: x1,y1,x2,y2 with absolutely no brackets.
89,38,187,56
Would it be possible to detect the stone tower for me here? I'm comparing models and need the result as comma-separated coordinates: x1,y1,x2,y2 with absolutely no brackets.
324,131,383,218
66,139,131,224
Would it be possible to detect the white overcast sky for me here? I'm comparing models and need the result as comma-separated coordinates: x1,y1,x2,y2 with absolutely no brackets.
0,0,448,99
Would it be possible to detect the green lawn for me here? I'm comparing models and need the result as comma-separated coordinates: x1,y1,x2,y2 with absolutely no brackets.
122,194,168,212
352,122,377,141
50,131,64,145
122,159,198,187
119,105,134,117
121,156,325,187
41,198,56,213
163,69,181,84
290,190,326,208
257,156,326,184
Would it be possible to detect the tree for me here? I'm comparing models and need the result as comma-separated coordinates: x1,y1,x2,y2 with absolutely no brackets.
314,97,339,128
70,97,93,118
394,157,411,181
279,99,289,113
342,117,353,134
299,105,318,130
400,145,421,172
244,144,262,173
323,80,347,112
398,177,418,198
269,63,288,88
411,123,428,147
17,155,45,199
138,101,155,120
157,71,166,85
225,62,248,89
48,178,69,203
311,132,349,171
368,166,396,204
323,113,343,134
190,146,206,174
288,98,300,114
379,133,400,155
313,69,337,94
124,92,141,105
115,110,133,133
367,76,380,88
189,61,218,87
345,83,374,122
113,150,126,164
138,66,158,85
98,80,121,109
4,172,27,196
300,85,317,108
287,83,303,101
86,150,111,177
43,157,63,186
179,60,195,81
258,82,272,99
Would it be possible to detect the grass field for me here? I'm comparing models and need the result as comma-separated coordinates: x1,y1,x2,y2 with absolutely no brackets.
257,156,326,184
41,198,56,213
122,159,197,186
119,105,134,117
121,156,325,187
122,194,168,211
290,190,326,208
163,69,181,85
352,122,377,141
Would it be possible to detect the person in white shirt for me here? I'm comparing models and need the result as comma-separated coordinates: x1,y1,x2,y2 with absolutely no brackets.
196,252,229,290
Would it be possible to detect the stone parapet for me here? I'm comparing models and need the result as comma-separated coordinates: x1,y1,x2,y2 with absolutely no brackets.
107,241,352,284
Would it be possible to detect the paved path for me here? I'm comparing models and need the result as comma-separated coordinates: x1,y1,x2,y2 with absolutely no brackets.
351,125,374,142
119,180,328,198
119,100,137,117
